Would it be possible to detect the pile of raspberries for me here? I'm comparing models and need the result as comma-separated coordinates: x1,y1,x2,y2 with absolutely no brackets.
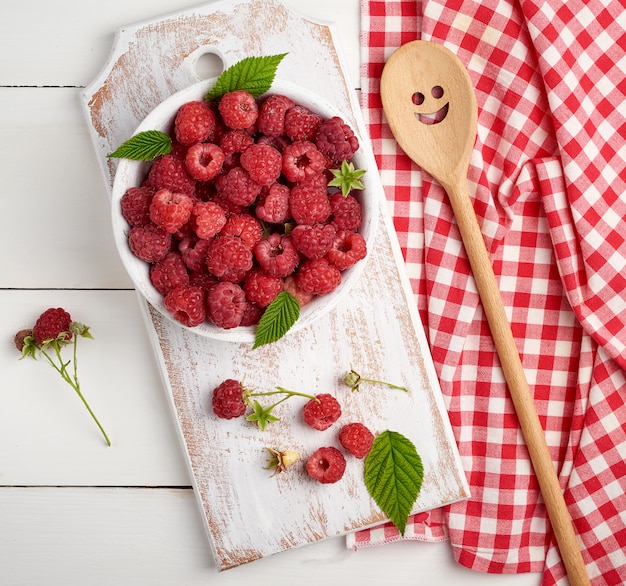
120,89,367,330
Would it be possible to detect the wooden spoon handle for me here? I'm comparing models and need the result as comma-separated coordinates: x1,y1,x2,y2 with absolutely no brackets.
446,178,590,586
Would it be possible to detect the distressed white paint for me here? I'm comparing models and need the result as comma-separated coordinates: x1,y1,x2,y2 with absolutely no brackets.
80,0,469,570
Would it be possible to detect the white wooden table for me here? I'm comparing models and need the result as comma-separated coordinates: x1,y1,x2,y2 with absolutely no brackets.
0,1,540,583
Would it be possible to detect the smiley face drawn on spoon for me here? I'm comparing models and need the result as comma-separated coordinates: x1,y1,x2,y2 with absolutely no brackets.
412,85,449,125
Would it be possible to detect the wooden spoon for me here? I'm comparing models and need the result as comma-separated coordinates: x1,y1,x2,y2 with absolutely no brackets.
381,40,590,586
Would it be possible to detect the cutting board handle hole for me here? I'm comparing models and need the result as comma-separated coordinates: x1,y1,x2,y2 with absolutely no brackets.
195,51,224,80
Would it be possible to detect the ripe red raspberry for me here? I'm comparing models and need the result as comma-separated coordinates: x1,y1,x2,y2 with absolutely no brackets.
32,307,73,345
128,223,172,263
255,183,291,224
188,269,218,293
219,213,263,249
306,446,346,484
206,235,253,283
174,100,216,146
257,94,295,136
218,90,259,130
338,422,374,459
120,185,154,227
240,300,264,326
215,166,262,207
291,223,337,260
303,393,342,431
240,143,282,186
327,230,367,270
185,143,224,181
218,129,254,159
150,252,190,295
190,201,227,239
284,105,323,141
281,141,327,183
148,154,196,196
283,275,314,307
163,285,206,327
206,281,246,329
178,236,212,272
149,188,194,234
254,233,299,278
243,269,283,308
211,378,247,419
330,193,362,232
289,181,332,226
296,258,342,295
315,116,359,162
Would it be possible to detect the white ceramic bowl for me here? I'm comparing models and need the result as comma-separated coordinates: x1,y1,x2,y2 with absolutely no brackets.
111,78,378,342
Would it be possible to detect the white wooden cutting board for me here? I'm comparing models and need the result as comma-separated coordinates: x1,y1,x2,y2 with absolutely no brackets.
80,0,469,571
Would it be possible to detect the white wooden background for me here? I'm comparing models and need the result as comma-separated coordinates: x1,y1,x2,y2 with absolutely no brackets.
0,0,540,583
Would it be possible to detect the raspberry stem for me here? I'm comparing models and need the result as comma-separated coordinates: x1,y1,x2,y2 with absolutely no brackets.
40,337,111,446
343,368,408,393
244,386,319,431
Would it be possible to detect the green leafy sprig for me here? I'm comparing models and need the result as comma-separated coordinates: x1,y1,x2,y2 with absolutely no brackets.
364,430,424,534
18,323,111,446
343,368,408,393
107,129,172,161
243,384,318,431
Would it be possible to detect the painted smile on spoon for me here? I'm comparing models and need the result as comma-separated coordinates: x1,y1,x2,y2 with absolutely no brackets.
415,102,449,125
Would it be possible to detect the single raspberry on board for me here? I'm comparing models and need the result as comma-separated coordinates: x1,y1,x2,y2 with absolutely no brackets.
330,193,362,232
306,446,346,484
281,141,327,183
218,90,259,130
190,200,227,240
291,223,337,260
120,185,154,227
174,100,216,146
206,281,247,329
254,233,300,278
149,188,194,234
338,422,374,459
128,223,172,263
215,166,262,207
150,252,190,295
148,154,196,196
185,143,224,181
303,393,342,431
284,105,323,141
296,258,341,295
206,235,253,283
243,269,284,308
255,182,291,224
178,237,212,272
326,230,367,271
211,378,248,419
257,94,295,136
240,143,282,186
32,307,73,345
315,116,359,162
289,181,332,226
219,213,263,249
163,285,206,328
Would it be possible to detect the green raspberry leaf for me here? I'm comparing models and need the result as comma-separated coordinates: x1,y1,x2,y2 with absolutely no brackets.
253,291,300,349
107,130,172,161
206,53,288,101
364,430,424,535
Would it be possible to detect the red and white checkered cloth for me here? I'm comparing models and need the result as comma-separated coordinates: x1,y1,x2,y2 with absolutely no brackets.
349,1,626,584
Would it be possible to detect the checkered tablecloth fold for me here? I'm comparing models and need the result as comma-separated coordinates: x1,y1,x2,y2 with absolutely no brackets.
352,1,626,584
